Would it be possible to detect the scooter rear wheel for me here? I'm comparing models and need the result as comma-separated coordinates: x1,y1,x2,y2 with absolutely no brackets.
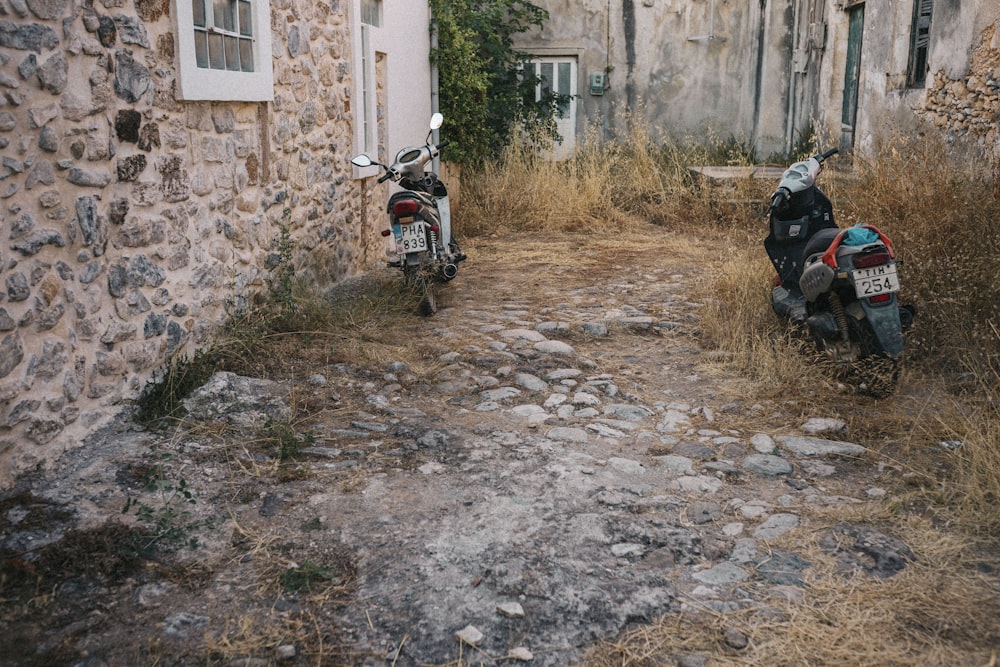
850,354,899,398
404,267,437,316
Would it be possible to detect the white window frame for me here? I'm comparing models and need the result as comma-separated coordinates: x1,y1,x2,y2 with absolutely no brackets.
173,0,274,101
351,0,381,179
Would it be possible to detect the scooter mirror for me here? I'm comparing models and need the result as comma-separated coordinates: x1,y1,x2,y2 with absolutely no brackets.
429,113,443,131
351,155,373,168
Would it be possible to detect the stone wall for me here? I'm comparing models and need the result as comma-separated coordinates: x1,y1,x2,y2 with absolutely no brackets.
0,0,379,486
921,24,1000,151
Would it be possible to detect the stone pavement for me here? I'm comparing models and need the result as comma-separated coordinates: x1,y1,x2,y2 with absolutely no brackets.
1,264,916,666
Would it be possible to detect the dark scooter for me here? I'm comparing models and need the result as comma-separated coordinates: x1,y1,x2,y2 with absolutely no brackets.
764,148,914,394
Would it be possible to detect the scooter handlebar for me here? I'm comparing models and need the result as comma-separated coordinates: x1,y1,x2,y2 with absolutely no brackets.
436,140,450,151
768,188,789,214
377,171,394,184
816,148,839,162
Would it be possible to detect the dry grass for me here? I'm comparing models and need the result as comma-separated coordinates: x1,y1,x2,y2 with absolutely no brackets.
838,133,1000,372
581,514,1000,667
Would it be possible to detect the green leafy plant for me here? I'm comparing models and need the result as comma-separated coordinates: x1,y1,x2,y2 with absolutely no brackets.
430,0,570,166
134,349,221,425
122,468,216,554
263,418,316,461
279,560,338,593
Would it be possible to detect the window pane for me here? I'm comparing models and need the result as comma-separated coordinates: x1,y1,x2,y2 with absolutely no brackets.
209,32,225,69
194,30,208,68
214,0,235,32
557,62,571,117
540,62,553,98
521,62,535,106
225,35,240,70
193,0,206,27
238,0,252,36
362,0,380,26
239,39,254,72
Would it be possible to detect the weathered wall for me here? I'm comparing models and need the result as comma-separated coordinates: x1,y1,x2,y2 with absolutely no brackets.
520,1,998,161
0,0,426,486
516,0,829,158
789,1,999,156
921,24,1000,149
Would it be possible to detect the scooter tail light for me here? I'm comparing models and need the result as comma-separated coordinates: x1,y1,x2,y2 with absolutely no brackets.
771,274,782,287
853,251,891,269
429,224,440,233
380,229,392,237
869,293,892,305
392,199,420,216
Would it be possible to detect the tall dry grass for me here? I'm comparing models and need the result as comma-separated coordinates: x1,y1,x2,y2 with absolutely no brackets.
838,133,1000,374
456,115,771,236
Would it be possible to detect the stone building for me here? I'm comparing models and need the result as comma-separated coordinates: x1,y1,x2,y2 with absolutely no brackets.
516,0,1000,160
0,0,433,486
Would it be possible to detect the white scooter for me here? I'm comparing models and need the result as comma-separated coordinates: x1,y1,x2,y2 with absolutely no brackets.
351,113,465,315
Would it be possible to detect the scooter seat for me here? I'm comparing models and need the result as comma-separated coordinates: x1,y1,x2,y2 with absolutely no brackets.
802,227,842,261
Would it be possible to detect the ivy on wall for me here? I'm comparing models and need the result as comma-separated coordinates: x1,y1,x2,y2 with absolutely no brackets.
429,0,568,167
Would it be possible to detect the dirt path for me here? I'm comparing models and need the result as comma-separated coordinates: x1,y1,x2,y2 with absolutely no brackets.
1,227,996,666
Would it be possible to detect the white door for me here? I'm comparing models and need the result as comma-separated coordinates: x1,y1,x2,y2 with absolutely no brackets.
527,57,577,159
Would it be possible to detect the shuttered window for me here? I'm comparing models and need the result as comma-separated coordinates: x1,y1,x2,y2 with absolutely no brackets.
907,0,933,88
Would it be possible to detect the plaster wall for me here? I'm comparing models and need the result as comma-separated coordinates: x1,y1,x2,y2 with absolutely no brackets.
517,0,828,158
373,2,432,159
0,0,430,486
522,1,998,161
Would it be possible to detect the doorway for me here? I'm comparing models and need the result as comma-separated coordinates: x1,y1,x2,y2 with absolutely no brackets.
525,57,578,159
841,4,865,151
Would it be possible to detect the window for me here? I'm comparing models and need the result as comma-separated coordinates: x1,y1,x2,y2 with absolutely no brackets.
907,0,933,88
193,0,255,72
361,0,380,27
174,0,274,101
352,0,383,176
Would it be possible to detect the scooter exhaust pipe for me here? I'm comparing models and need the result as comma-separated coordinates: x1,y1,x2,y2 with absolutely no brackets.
441,263,458,281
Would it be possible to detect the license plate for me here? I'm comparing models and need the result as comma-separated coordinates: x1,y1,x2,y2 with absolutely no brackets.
852,264,899,298
394,221,427,254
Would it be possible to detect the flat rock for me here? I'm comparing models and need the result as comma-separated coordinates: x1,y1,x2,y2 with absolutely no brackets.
753,513,800,539
479,387,522,402
455,625,483,646
534,340,575,356
776,435,867,457
514,373,549,391
801,417,848,435
602,403,654,421
754,548,812,586
546,426,589,443
750,433,776,454
497,602,525,618
692,561,749,585
741,454,792,475
651,455,695,474
499,329,547,342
